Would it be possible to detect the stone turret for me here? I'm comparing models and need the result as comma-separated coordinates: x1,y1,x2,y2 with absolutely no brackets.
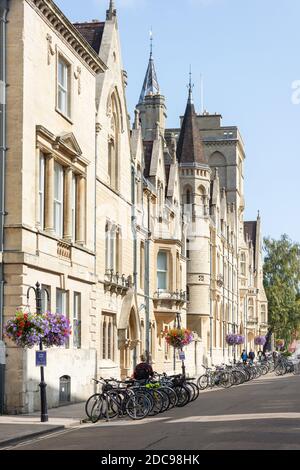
136,35,167,141
178,79,211,339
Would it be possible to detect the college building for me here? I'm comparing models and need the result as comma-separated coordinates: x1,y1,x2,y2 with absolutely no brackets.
0,0,268,413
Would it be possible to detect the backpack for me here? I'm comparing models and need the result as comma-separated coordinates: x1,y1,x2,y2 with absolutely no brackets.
134,363,151,380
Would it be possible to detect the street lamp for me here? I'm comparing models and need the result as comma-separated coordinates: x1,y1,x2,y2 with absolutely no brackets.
27,282,49,423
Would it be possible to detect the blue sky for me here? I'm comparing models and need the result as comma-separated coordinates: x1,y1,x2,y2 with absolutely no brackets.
56,0,300,243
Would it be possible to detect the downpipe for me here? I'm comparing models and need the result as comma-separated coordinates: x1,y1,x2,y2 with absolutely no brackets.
0,0,9,415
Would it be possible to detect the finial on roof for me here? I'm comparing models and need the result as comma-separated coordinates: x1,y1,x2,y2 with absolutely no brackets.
138,29,160,104
150,27,153,58
133,109,141,130
214,167,219,178
188,65,194,104
170,133,177,162
257,210,260,219
106,0,117,20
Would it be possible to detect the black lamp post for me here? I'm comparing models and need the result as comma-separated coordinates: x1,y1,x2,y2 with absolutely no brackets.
27,282,49,423
176,311,186,377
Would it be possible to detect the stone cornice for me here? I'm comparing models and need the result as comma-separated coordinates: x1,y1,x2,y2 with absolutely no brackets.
27,0,107,74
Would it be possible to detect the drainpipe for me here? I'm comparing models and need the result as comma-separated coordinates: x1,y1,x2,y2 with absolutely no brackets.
145,191,151,363
0,0,9,415
131,162,137,289
209,239,213,360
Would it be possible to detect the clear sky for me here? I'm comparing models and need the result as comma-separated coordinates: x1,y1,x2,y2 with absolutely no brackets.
56,0,300,243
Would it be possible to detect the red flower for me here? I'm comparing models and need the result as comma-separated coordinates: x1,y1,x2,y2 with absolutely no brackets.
24,314,28,320
17,332,22,337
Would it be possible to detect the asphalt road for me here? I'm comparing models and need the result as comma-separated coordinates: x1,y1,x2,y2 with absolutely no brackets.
7,374,300,450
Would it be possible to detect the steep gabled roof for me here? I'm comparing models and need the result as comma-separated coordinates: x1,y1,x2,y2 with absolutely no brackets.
177,89,208,165
73,22,105,54
138,52,160,104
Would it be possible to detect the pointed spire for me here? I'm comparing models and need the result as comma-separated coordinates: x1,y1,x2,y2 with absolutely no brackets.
177,70,208,166
106,0,117,20
188,65,194,104
138,29,160,104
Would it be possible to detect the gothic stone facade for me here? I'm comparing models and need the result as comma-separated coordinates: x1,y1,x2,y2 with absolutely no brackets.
2,0,268,413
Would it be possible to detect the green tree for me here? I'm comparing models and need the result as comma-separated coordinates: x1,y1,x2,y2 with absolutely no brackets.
263,234,300,346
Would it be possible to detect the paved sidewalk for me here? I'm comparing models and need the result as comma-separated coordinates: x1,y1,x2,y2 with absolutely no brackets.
0,402,86,448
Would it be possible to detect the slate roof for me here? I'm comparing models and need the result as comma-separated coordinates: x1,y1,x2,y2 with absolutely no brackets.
73,22,105,53
143,141,154,178
244,221,257,264
177,95,208,165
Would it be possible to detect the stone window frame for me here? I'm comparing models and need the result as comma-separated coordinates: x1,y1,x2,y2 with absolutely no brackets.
101,312,117,361
56,48,73,123
36,126,88,246
105,220,122,274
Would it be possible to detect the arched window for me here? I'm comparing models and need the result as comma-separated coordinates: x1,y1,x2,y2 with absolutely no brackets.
108,93,120,190
102,319,107,359
261,304,266,323
198,185,207,216
240,252,246,276
185,188,191,205
248,298,254,319
209,151,227,188
105,222,121,273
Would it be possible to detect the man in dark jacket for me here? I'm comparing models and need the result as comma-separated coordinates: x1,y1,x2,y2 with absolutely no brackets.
133,355,154,381
248,349,255,364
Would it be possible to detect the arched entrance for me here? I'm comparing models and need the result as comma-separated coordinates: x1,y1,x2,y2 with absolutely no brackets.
118,292,140,378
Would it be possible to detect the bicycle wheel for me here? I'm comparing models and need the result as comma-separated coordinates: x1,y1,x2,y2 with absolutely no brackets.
158,388,170,413
174,385,190,407
148,389,164,415
161,386,178,409
85,393,102,419
126,393,151,420
90,396,104,423
219,372,232,388
188,382,200,401
197,374,209,390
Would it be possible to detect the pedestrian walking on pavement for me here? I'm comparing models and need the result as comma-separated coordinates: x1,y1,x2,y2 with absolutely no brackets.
248,349,255,365
241,349,248,364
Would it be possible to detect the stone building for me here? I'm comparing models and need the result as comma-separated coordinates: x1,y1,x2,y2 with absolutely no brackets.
1,0,106,413
0,0,268,414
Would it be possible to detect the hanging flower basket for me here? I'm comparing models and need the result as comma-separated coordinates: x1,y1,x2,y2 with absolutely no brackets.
226,334,245,345
235,335,245,345
165,328,193,349
4,311,46,348
4,311,72,349
41,312,72,348
254,336,266,346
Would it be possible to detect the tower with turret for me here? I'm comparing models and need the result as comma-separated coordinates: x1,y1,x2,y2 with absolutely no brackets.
177,80,211,344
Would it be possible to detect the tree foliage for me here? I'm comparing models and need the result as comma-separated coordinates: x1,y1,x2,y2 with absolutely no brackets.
263,234,300,345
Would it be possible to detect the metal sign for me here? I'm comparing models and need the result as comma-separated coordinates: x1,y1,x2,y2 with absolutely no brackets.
36,351,47,367
179,351,185,361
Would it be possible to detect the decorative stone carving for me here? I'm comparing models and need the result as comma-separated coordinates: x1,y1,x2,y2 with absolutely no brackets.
46,34,55,65
74,66,82,95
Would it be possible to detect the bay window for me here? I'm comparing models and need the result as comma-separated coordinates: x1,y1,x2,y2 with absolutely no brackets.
157,251,168,291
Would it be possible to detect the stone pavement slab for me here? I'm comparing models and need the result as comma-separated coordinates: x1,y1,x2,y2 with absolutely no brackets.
0,402,86,448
